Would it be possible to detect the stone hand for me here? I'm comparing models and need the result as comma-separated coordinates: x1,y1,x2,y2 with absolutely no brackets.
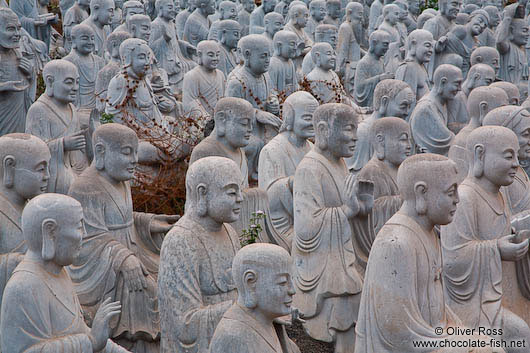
18,57,33,76
379,72,394,81
436,36,448,52
157,96,175,112
265,100,280,115
34,17,47,26
514,229,530,244
498,233,529,261
150,214,180,234
504,3,518,19
121,256,148,292
64,130,87,151
89,297,121,352
257,111,282,129
356,179,374,216
343,173,360,218
0,80,27,92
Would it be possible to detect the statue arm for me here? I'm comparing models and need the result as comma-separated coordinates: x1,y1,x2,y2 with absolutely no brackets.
9,0,37,28
336,25,352,77
495,15,513,54
105,75,128,124
395,63,417,94
410,105,454,155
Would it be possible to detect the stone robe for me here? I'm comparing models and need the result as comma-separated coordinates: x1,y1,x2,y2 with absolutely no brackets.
268,56,298,97
307,68,349,104
1,260,128,353
304,17,321,42
423,14,453,79
447,124,473,184
499,41,528,87
183,10,210,47
64,50,105,110
26,94,88,194
176,8,192,39
249,6,265,34
218,45,237,77
337,22,361,78
95,60,120,113
395,59,430,101
355,213,464,353
368,0,383,35
353,54,383,107
410,96,454,155
258,133,312,247
344,114,375,173
80,17,110,57
158,215,239,353
209,304,301,353
63,3,89,53
292,149,367,342
68,166,161,345
182,66,225,118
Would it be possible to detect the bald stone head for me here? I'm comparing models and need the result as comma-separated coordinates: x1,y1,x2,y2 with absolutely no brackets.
127,14,151,41
510,18,529,46
314,103,358,158
466,86,508,122
119,37,150,69
239,34,271,75
372,117,412,167
273,30,297,58
71,23,96,54
314,24,338,48
373,79,415,119
433,64,463,100
309,0,326,21
491,81,520,106
90,0,114,25
369,30,391,57
439,53,464,69
106,30,131,59
465,63,495,90
346,2,364,23
43,60,79,104
123,0,144,19
483,5,500,27
383,4,400,25
311,41,335,69
197,40,220,69
213,97,254,148
470,46,500,76
218,19,240,48
439,0,461,20
280,91,318,139
265,12,285,38
0,8,21,49
417,12,435,29
407,29,434,64
289,3,309,27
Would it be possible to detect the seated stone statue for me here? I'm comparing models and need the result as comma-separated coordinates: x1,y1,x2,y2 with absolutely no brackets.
68,123,179,353
258,91,318,248
305,0,325,42
357,117,411,236
113,0,144,34
249,0,276,34
336,2,365,79
159,156,243,353
448,86,509,183
183,0,215,47
63,0,90,52
209,243,301,353
345,78,415,173
470,45,501,79
208,0,237,40
354,30,393,107
0,193,130,353
64,24,105,111
81,0,115,57
355,153,500,353
182,40,225,121
441,126,530,352
395,28,433,101
262,12,283,42
217,19,240,77
26,60,89,194
284,4,313,71
410,64,462,155
292,103,374,353
269,30,299,97
302,24,337,77
491,81,521,106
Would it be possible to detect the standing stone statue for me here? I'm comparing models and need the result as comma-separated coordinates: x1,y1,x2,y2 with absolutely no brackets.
81,0,115,57
158,156,242,353
175,0,195,39
470,45,501,79
368,0,383,35
258,91,318,247
182,40,226,120
441,126,530,350
238,0,255,36
9,0,58,49
409,64,462,155
68,123,179,353
217,19,240,77
63,0,90,52
262,12,284,42
26,60,89,195
249,0,277,34
323,0,340,27
292,103,373,353
0,193,130,353
183,0,215,47
113,0,144,33
269,30,299,97
395,29,433,101
354,30,393,107
285,4,313,71
305,0,325,42
336,2,365,79
209,243,301,353
208,0,238,40
0,8,34,135
301,24,337,77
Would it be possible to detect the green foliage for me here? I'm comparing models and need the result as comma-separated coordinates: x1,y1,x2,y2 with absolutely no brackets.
36,74,45,98
420,0,438,11
100,112,114,124
240,211,266,247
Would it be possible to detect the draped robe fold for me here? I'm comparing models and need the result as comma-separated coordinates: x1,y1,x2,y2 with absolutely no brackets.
182,66,225,119
268,56,298,97
64,50,105,110
353,54,383,107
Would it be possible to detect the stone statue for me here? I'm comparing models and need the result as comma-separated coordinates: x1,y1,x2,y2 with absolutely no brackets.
477,5,499,47
208,0,238,40
127,14,152,42
114,0,145,33
491,81,521,106
226,34,282,182
496,3,529,89
305,0,325,42
448,86,509,183
354,30,393,107
0,8,34,135
292,103,373,352
9,0,58,49
175,0,195,39
441,125,530,350
284,4,313,70
336,2,365,79
346,79,415,174
0,133,50,319
110,0,124,31
470,45,501,79
217,19,240,77
457,63,496,104
262,11,284,42
26,60,89,195
258,91,318,247
182,40,225,120
209,243,301,353
395,29,433,101
64,24,105,111
183,0,215,46
158,156,242,353
409,64,462,155
95,31,131,113
377,4,406,73
323,0,340,27
0,193,130,353
81,0,115,57
249,0,277,34
368,0,383,35
68,123,179,353
301,24,337,77
238,0,255,36
269,30,299,97
63,0,90,52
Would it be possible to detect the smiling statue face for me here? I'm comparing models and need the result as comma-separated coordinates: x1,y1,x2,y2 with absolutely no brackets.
200,44,220,70
161,0,177,20
317,44,336,71
385,87,414,119
469,14,487,36
224,113,253,148
12,141,51,199
441,0,461,20
415,36,434,64
96,0,115,25
51,66,80,104
74,29,96,55
292,101,318,139
130,45,151,77
441,72,462,100
0,14,21,49
133,20,151,41
247,45,271,75
425,168,459,225
483,137,519,187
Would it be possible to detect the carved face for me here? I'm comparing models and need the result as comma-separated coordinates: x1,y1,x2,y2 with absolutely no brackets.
205,175,243,223
0,15,21,49
73,29,95,55
96,0,115,25
254,259,295,319
397,3,408,22
479,52,500,76
469,14,487,36
327,115,357,158
293,8,309,28
385,88,414,119
130,45,151,77
265,17,284,37
242,0,255,13
160,0,177,20
310,3,326,22
223,114,253,148
487,9,500,27
247,45,271,75
440,72,462,100
200,45,220,70
133,21,151,42
385,7,400,25
317,30,337,49
408,0,420,15
11,146,50,199
327,2,340,19
372,35,390,57
414,36,434,64
292,102,317,139
220,2,237,20
317,45,336,71
511,19,529,46
279,37,297,59
349,7,363,23
383,128,412,167
101,139,139,182
440,0,461,20
202,0,216,15
262,0,277,13
125,6,144,20
513,112,530,160
474,70,495,88
482,138,519,187
50,66,79,104
53,207,85,266
424,170,459,226
222,27,240,48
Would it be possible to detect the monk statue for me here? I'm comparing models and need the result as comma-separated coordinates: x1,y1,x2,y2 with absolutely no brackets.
0,193,130,353
26,60,89,194
217,19,240,77
355,153,501,353
63,0,90,52
262,12,284,42
292,103,374,352
0,133,50,317
322,0,339,27
457,63,496,104
208,0,238,40
470,44,501,79
249,0,277,34
305,0,325,42
258,91,318,248
0,8,34,135
126,14,151,42
302,24,337,77
377,4,406,73
183,0,215,47
176,0,195,39
478,5,499,47
442,126,530,352
354,30,393,107
113,0,144,33
209,243,301,353
159,156,243,353
395,29,433,101
336,2,365,79
409,64,462,155
269,30,299,97
448,86,509,183
238,0,254,36
182,40,226,120
68,123,179,353
64,24,105,112
81,0,115,57
284,4,313,71
272,0,289,20
492,81,521,106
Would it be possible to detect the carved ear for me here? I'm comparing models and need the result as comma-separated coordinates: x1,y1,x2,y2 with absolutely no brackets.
196,183,208,217
375,133,385,160
478,101,489,123
215,111,226,137
316,121,329,150
379,95,389,114
244,49,251,61
473,144,485,178
470,73,480,86
475,55,483,63
94,143,106,170
242,269,258,308
45,75,55,95
414,181,427,215
41,218,57,261
3,155,15,188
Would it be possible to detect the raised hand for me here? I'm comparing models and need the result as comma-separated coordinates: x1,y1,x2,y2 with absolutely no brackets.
343,173,360,218
120,256,148,292
356,179,374,216
149,214,180,233
89,297,121,352
64,130,87,151
498,233,529,261
18,57,33,76
0,80,27,92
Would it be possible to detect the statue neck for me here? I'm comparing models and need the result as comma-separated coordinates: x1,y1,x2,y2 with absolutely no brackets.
286,131,307,148
239,304,278,340
96,167,122,187
90,15,105,29
46,94,71,111
470,175,501,195
428,89,446,106
25,250,63,276
314,144,341,164
216,133,240,155
188,210,224,232
399,201,435,234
